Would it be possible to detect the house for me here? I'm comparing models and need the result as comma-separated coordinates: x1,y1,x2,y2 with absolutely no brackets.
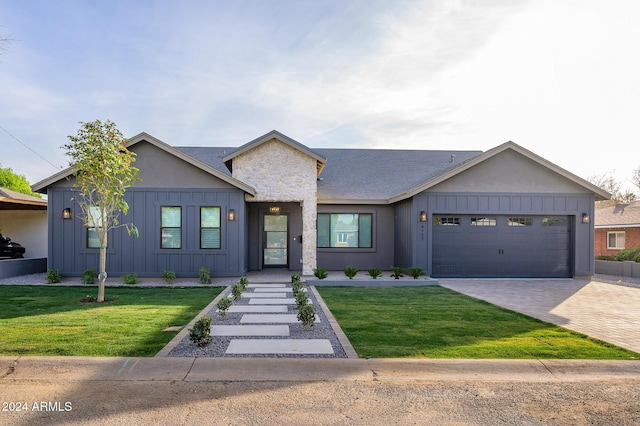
594,201,640,256
32,130,609,278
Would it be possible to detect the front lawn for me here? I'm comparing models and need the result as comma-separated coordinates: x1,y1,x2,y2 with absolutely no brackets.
317,286,639,359
0,286,222,356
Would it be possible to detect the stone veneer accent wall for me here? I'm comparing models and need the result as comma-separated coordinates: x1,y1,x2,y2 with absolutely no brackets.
231,139,318,275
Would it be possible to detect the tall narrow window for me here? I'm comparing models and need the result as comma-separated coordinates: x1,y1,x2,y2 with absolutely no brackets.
161,207,181,249
201,207,221,249
86,206,102,248
317,213,372,248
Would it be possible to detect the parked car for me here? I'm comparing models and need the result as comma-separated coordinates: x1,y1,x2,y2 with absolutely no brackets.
0,233,25,259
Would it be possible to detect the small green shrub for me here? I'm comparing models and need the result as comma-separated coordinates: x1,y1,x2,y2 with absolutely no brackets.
122,273,138,285
408,267,426,279
390,266,404,279
46,269,62,284
188,315,213,346
344,266,359,279
295,291,309,309
83,269,96,284
367,268,383,279
313,268,328,279
291,274,301,283
162,270,176,285
216,297,232,318
231,283,243,301
297,303,316,329
199,267,211,284
291,280,303,295
615,245,640,263
595,255,616,261
238,276,249,291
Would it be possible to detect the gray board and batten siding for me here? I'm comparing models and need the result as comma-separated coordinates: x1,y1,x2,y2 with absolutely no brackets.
46,141,249,277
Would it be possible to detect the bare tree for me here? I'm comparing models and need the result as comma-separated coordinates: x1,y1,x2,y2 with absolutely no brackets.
632,166,640,195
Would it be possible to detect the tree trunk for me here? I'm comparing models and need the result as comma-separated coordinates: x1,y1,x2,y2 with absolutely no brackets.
97,234,107,303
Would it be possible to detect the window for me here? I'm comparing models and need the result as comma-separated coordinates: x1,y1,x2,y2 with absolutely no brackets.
607,232,625,250
317,213,372,248
434,217,460,226
470,217,496,226
86,206,102,248
508,217,532,226
200,207,221,249
161,207,181,249
542,217,568,226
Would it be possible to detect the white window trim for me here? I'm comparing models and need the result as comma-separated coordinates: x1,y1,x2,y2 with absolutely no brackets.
607,231,625,250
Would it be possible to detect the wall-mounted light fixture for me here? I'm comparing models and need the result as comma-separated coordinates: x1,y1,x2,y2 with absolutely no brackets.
228,209,236,221
581,213,590,224
62,208,72,220
420,211,427,222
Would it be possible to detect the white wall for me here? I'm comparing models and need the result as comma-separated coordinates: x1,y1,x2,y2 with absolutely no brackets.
0,210,48,258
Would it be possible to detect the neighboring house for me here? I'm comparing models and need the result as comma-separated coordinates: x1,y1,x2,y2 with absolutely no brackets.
32,130,609,278
594,201,640,256
0,187,48,258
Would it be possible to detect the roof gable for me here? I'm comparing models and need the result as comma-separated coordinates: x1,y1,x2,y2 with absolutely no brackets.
222,130,327,176
32,132,256,196
388,141,610,203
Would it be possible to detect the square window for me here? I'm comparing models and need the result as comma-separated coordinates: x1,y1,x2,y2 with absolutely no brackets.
607,232,625,250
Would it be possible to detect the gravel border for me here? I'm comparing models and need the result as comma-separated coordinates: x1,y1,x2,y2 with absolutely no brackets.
166,284,348,358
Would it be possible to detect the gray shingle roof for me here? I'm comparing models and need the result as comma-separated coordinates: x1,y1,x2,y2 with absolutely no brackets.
595,201,640,227
176,146,482,202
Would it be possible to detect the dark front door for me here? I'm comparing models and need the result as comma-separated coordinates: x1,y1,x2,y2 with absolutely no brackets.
263,214,289,267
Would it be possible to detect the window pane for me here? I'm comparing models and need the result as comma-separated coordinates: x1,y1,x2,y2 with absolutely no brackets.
331,214,358,247
317,214,330,248
471,217,496,226
162,228,181,249
201,228,221,249
87,228,100,248
359,214,372,248
162,207,181,227
201,207,220,228
265,215,287,231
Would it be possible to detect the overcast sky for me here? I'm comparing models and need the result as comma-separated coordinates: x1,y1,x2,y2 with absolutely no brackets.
1,0,639,191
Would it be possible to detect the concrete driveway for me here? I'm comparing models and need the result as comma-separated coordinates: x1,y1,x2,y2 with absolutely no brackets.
440,278,640,354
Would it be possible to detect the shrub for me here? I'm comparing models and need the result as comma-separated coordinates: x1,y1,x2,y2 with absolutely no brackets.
216,297,232,318
238,276,249,291
162,270,176,285
122,273,138,285
295,291,309,309
615,245,640,263
291,280,303,295
408,267,426,279
390,266,404,279
595,255,616,261
344,266,359,279
367,268,383,279
83,269,96,284
188,315,213,346
291,274,301,283
313,268,328,279
199,267,211,284
297,303,316,329
46,269,62,284
231,283,243,301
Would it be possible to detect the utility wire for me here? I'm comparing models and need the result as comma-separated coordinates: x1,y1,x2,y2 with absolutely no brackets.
0,124,62,171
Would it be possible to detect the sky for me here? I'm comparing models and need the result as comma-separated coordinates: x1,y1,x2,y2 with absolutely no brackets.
1,0,639,191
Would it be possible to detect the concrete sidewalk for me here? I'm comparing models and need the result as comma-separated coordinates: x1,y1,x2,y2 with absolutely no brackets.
1,356,639,383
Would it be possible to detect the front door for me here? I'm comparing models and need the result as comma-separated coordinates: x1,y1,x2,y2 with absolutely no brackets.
263,214,289,267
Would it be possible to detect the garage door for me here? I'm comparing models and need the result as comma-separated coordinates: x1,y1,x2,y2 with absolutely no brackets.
432,215,572,278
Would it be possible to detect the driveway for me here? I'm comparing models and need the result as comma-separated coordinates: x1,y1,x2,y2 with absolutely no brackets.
440,278,640,354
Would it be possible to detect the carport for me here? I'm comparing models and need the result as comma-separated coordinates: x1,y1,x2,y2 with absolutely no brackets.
0,187,47,278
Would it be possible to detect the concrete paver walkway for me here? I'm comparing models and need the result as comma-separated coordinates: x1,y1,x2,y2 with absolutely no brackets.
440,278,640,354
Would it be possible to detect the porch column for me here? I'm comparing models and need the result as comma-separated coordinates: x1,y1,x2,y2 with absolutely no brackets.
301,199,317,276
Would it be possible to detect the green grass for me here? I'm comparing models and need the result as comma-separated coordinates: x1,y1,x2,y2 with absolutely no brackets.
0,286,222,356
317,286,639,359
